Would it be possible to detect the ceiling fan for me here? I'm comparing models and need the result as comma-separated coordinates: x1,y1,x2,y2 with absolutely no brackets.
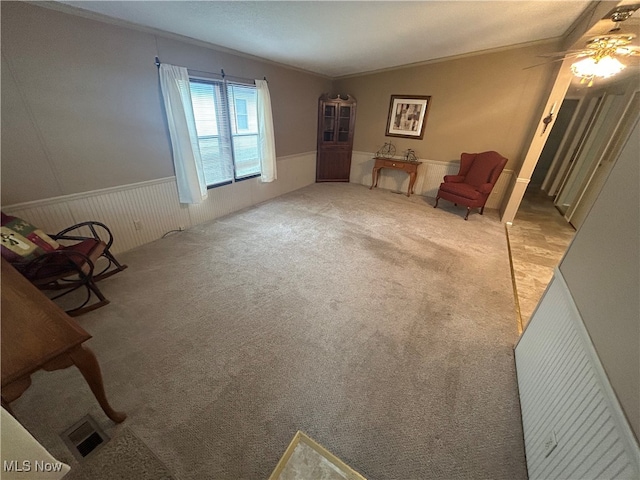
530,4,640,86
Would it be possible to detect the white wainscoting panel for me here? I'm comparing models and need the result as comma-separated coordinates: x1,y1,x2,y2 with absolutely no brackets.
3,202,78,238
3,152,316,255
3,178,186,255
515,270,640,480
487,168,514,209
186,151,317,226
350,151,512,209
415,160,459,198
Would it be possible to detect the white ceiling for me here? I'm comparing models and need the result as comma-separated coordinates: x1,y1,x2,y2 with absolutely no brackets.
56,1,596,77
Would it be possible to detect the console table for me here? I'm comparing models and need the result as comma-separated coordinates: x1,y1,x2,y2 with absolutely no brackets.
1,258,126,423
370,157,422,197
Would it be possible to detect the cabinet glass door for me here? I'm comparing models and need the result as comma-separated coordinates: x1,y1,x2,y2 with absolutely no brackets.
338,105,351,143
323,104,336,142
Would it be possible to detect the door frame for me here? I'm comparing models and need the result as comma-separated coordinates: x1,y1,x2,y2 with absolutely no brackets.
567,89,640,228
542,96,591,196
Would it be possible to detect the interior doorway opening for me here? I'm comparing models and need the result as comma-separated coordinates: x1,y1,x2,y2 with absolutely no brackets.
533,98,581,190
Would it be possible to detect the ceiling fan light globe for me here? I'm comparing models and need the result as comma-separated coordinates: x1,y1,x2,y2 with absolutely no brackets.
571,55,625,82
596,56,626,77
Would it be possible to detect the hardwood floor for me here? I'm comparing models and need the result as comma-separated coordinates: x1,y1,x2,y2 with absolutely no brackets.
507,186,575,330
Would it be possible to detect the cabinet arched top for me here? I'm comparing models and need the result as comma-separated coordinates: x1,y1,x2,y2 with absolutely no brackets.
319,93,357,104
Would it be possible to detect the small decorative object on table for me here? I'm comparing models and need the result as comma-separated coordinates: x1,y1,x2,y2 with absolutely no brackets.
404,149,418,162
376,142,396,159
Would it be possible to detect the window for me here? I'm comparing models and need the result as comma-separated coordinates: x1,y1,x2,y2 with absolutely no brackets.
234,99,249,130
189,79,260,187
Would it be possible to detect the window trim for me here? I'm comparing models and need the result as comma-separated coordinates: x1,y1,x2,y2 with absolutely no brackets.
206,180,233,190
235,173,261,182
234,98,249,131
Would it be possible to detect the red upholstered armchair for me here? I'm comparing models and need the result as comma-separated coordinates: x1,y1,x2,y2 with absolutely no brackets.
434,151,507,220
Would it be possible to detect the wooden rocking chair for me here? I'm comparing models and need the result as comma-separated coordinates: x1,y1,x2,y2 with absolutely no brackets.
1,214,127,316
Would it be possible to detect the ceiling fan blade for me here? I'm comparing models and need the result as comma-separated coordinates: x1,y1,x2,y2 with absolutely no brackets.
537,50,589,58
524,57,569,70
616,46,640,56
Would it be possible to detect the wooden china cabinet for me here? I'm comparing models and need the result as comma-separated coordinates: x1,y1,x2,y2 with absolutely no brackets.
316,93,357,182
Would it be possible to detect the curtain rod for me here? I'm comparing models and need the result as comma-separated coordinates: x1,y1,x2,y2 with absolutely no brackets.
155,57,267,83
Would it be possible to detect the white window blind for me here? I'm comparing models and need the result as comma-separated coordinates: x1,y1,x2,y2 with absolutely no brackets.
189,79,260,186
227,84,260,179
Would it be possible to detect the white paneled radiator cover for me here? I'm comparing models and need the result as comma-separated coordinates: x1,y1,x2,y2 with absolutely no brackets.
350,150,513,209
3,152,316,255
515,269,640,480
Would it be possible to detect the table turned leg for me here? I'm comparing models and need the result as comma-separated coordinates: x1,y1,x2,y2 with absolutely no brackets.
370,167,379,189
2,397,16,417
68,344,127,423
408,172,417,196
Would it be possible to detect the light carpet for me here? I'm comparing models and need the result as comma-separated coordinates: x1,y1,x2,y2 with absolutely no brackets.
11,183,526,479
63,427,175,480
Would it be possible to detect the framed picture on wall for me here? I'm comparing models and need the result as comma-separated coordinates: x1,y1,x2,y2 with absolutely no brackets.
385,95,431,139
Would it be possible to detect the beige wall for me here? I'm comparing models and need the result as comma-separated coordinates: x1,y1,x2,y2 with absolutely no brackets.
559,118,640,439
1,2,331,205
334,42,561,170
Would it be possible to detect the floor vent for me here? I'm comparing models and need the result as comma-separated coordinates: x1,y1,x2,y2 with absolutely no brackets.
61,415,109,461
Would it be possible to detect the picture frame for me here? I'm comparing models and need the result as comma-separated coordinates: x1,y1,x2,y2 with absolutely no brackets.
385,95,431,139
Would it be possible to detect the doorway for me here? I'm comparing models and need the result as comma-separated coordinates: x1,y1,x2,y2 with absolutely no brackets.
541,86,638,229
567,90,640,228
553,92,626,224
533,98,580,189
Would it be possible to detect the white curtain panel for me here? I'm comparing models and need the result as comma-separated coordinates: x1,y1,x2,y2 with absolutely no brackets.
159,64,207,204
255,79,277,183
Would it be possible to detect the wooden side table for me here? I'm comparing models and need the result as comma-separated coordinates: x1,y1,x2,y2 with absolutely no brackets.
1,258,126,423
370,157,422,197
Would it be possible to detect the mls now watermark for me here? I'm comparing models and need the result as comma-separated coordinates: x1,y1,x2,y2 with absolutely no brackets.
4,460,65,473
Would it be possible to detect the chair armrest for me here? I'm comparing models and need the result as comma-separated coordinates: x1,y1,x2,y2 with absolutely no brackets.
443,175,465,183
19,249,95,281
478,183,494,194
53,221,114,250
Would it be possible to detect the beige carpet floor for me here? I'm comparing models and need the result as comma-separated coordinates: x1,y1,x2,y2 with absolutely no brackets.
11,183,527,479
63,427,176,480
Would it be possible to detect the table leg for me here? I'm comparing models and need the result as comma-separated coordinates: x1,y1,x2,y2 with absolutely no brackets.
408,171,417,196
1,377,32,403
2,397,16,417
370,167,380,189
68,344,126,423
